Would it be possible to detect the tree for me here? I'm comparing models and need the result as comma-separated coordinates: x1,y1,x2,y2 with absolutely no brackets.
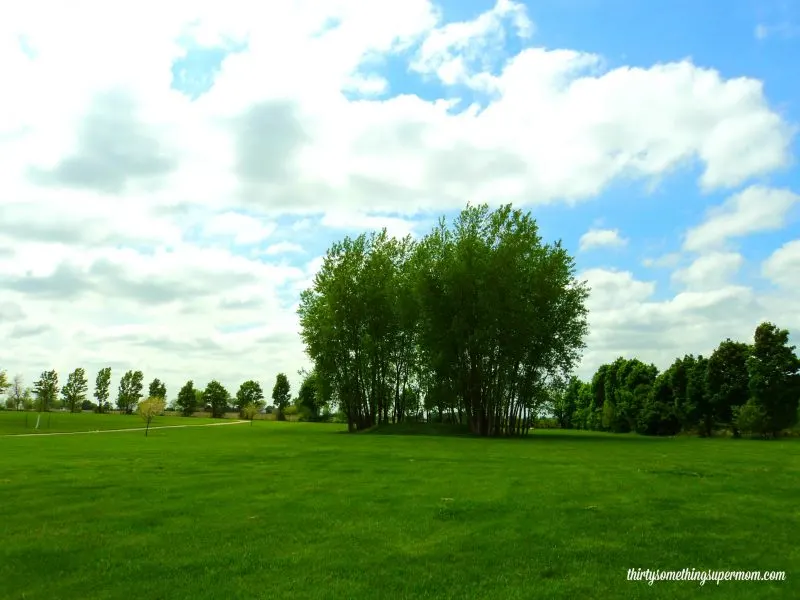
296,371,327,421
138,397,166,437
33,370,59,412
94,367,111,413
117,370,144,414
9,374,25,410
298,203,589,435
242,403,259,425
204,380,229,418
61,367,89,413
707,340,751,434
747,322,800,436
148,378,167,402
235,380,265,417
0,370,9,397
176,380,197,417
272,373,291,421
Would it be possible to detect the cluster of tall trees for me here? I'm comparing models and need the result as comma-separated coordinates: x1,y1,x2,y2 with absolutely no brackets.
553,322,800,438
0,366,328,421
298,203,590,436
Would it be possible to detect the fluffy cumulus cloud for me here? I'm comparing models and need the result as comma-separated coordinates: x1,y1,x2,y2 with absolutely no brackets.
0,0,798,397
579,228,628,251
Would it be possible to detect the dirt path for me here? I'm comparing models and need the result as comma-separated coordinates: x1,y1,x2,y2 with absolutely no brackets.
0,420,249,438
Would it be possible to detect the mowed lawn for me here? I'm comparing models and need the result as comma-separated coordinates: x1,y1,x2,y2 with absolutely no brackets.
0,420,797,600
0,411,224,435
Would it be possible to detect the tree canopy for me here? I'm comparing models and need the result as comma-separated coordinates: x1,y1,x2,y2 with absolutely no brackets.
298,203,590,435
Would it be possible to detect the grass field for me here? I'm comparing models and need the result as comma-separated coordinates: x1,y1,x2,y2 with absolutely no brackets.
1,416,797,599
0,411,223,435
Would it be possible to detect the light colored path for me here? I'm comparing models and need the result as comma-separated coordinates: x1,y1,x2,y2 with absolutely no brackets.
0,420,249,438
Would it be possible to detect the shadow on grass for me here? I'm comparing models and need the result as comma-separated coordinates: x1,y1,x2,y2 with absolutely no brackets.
348,422,666,442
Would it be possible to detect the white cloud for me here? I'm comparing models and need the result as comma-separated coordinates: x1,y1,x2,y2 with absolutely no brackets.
262,241,305,256
762,239,800,288
671,251,744,291
683,186,799,252
642,253,681,268
0,0,798,399
579,228,627,251
202,211,277,245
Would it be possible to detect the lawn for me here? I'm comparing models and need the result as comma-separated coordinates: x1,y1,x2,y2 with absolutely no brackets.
0,419,797,599
0,411,224,435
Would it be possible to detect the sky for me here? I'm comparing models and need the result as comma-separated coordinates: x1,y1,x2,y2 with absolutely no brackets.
1,0,799,403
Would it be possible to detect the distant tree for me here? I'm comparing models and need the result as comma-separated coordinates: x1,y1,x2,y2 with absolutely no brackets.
242,403,259,425
707,340,751,434
138,397,166,437
296,371,327,421
61,367,89,413
33,370,59,412
94,367,111,413
0,370,9,397
148,378,167,402
204,380,229,418
194,389,205,410
9,374,25,410
272,373,291,421
733,399,768,437
747,322,800,437
236,380,265,416
117,370,144,414
22,388,34,410
685,355,709,435
176,380,197,417
81,399,95,411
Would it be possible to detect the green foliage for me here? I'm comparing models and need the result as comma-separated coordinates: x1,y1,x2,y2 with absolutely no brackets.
148,378,167,402
272,373,291,420
298,203,589,435
61,368,89,413
241,403,259,424
296,370,327,421
94,367,111,413
707,340,751,432
117,370,144,414
0,370,9,396
236,380,265,416
747,322,800,437
204,380,229,418
138,397,166,436
176,380,197,416
733,399,769,437
33,370,59,412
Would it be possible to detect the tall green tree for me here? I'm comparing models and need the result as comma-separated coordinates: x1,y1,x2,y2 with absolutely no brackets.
235,380,265,416
204,380,229,418
61,367,89,413
747,322,800,436
272,373,292,421
176,380,197,417
296,370,328,421
707,340,751,434
94,367,111,413
148,378,167,402
117,370,144,414
298,203,589,436
33,370,59,412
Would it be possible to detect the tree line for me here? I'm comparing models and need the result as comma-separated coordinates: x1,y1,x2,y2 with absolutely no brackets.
0,368,331,422
552,321,800,438
298,203,590,435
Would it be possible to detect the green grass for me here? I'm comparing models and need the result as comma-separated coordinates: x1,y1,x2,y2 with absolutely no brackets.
0,420,797,599
0,411,225,435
